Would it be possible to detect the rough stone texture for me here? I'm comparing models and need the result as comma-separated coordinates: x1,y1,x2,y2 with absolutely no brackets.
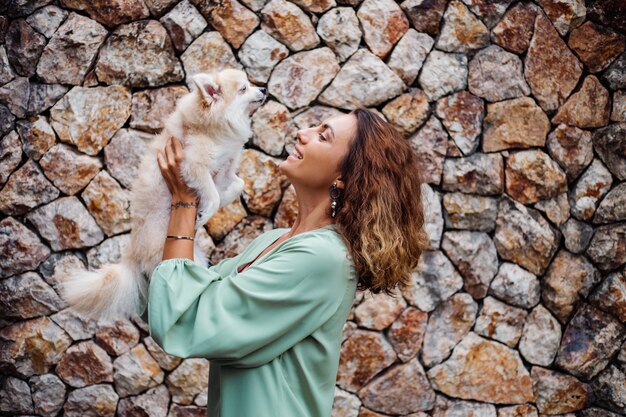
0,272,64,320
603,52,626,91
130,86,189,133
552,75,610,128
418,50,468,101
180,31,242,82
50,85,132,156
555,303,626,381
531,366,592,414
237,149,286,216
0,76,31,118
489,262,540,309
547,124,593,183
505,149,567,205
436,1,489,53
536,0,585,36
482,97,550,153
441,152,504,195
118,384,170,417
25,5,68,38
39,143,103,195
337,329,397,391
56,340,113,387
589,270,626,323
95,20,184,87
357,0,409,58
436,91,483,155
0,159,59,215
519,304,562,367
238,30,289,84
474,295,528,347
0,131,22,186
30,373,66,417
260,0,319,52
388,307,428,362
63,384,119,417
525,13,583,112
166,358,210,404
560,217,594,254
15,115,56,161
268,47,339,110
210,215,273,264
36,13,108,85
586,222,626,272
569,158,613,221
427,332,534,404
87,233,131,270
319,49,405,109
5,0,626,413
408,116,448,185
104,128,152,189
113,343,164,397
354,290,406,330
568,21,625,73
593,123,626,181
81,170,131,236
5,18,47,77
400,0,446,35
494,196,561,276
441,231,498,299
95,318,140,356
382,89,430,136
442,192,497,232
25,196,105,251
612,90,626,122
468,45,530,102
402,250,464,312
358,359,435,414
387,29,432,85
491,2,538,53
199,0,258,49
421,293,477,367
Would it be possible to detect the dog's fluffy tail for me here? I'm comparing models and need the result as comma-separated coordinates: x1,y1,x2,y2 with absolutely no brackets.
61,262,147,322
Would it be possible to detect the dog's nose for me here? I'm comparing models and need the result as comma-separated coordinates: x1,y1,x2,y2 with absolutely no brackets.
259,87,267,95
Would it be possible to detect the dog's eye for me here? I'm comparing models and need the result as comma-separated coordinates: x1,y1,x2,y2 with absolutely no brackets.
239,85,247,93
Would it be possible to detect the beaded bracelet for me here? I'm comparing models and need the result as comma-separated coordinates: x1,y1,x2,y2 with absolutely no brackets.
171,201,199,209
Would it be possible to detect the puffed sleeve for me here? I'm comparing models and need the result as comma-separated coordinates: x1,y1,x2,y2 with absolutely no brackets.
147,234,351,368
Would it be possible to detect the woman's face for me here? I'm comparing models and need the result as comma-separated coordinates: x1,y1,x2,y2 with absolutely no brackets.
279,113,357,190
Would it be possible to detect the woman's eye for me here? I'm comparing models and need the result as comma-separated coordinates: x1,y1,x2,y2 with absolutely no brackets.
318,133,326,141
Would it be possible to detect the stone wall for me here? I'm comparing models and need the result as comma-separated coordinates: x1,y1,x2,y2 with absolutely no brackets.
1,0,626,416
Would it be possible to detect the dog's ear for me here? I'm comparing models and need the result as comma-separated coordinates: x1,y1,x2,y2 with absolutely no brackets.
192,73,222,104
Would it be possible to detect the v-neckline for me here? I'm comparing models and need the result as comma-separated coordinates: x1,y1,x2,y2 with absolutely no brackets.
235,224,337,275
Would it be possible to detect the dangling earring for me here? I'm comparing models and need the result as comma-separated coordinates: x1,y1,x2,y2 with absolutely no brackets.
329,181,341,218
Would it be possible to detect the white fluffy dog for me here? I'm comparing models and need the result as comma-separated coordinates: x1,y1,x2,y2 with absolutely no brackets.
61,69,267,321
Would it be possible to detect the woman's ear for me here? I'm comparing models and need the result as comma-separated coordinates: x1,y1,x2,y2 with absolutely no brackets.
335,178,345,190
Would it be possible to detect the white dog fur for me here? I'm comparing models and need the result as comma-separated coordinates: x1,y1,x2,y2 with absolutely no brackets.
61,69,267,321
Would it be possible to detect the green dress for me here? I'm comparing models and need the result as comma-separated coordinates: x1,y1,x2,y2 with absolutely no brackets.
146,224,358,417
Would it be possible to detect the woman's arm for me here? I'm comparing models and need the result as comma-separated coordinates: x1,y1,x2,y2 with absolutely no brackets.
157,136,201,261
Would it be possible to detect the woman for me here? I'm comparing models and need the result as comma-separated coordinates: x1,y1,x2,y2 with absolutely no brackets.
148,108,429,417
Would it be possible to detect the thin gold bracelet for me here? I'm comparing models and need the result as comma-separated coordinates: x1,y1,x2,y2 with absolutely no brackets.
166,235,194,240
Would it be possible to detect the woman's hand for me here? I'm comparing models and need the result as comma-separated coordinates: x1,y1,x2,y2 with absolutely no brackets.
157,136,198,203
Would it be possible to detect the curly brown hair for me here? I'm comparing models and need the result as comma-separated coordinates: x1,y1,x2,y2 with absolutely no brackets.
332,108,430,296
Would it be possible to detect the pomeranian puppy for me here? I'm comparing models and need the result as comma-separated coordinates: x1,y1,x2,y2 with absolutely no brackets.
61,69,267,321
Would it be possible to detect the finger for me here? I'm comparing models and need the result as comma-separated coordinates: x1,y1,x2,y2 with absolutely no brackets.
157,151,171,176
165,139,176,168
172,137,184,162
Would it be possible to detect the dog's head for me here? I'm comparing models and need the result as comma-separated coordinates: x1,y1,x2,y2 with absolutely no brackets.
190,69,266,118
